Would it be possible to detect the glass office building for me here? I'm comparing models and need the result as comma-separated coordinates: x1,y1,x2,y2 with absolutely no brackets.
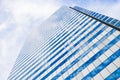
8,6,120,80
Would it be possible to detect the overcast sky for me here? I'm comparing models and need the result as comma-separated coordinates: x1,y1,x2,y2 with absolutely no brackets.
0,0,120,79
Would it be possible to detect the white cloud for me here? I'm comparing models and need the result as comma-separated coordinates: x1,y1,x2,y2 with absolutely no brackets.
2,0,60,24
0,23,7,31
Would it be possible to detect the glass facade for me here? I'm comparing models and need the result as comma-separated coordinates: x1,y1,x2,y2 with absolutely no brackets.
8,6,120,80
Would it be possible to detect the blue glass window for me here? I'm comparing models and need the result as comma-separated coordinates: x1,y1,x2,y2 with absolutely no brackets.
110,19,118,25
106,18,113,23
115,21,120,28
102,16,109,21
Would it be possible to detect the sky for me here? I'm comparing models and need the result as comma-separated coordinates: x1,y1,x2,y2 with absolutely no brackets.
0,0,120,79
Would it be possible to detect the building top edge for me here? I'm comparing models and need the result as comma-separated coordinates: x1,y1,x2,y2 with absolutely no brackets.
70,6,120,31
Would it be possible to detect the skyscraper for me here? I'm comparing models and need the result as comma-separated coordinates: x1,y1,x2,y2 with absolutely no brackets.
8,6,120,80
